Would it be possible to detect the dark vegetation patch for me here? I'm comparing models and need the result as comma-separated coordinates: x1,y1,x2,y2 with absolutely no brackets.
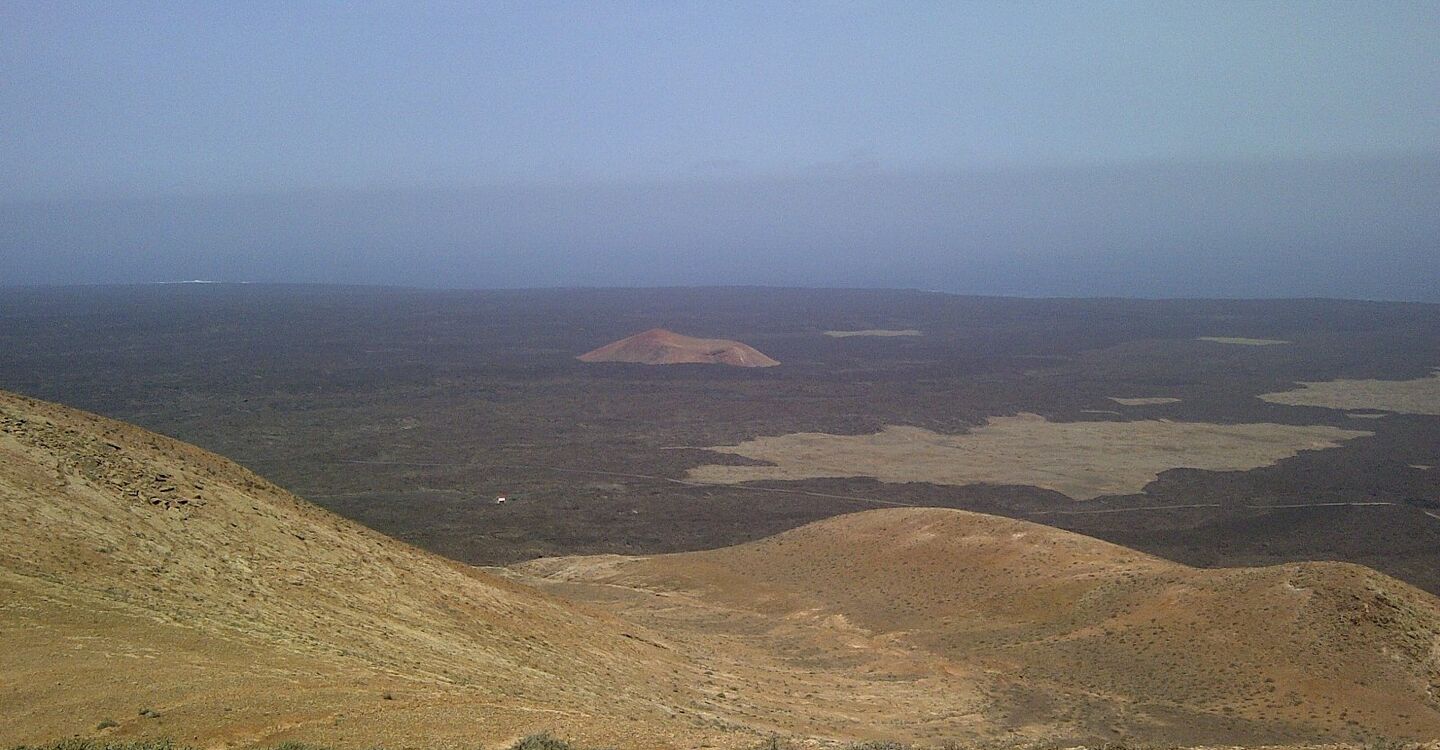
507,733,583,750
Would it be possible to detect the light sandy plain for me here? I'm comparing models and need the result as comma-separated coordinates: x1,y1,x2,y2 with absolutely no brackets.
687,414,1370,500
1260,370,1440,416
1197,336,1292,345
823,329,923,337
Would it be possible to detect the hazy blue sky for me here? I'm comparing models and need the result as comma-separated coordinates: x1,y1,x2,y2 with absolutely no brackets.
3,2,1438,298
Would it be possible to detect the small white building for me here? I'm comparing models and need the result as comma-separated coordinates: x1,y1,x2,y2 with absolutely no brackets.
495,496,507,505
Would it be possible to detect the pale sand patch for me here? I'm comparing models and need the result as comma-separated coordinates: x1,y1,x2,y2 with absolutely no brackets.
824,329,922,338
687,414,1370,500
1259,370,1440,416
1412,464,1434,471
1346,412,1389,419
1197,336,1291,346
1109,397,1182,406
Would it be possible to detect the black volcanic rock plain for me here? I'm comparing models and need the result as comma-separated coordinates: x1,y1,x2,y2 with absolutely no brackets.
2,284,1438,595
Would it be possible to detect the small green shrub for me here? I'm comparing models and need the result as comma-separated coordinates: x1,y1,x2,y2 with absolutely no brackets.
11,742,177,750
10,736,601,750
508,733,575,750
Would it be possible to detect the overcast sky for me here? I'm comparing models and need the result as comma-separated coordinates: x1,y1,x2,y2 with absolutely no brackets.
3,2,1438,298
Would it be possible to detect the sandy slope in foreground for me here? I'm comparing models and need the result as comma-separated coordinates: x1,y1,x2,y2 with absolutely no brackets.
0,390,736,750
517,508,1440,745
5,388,1440,748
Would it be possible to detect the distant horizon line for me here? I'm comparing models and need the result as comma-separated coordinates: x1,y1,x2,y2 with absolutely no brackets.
3,280,1435,306
7,147,1440,206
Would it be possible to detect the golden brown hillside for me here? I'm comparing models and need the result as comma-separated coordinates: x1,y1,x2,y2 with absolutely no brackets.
0,390,738,750
8,387,1440,749
516,508,1440,745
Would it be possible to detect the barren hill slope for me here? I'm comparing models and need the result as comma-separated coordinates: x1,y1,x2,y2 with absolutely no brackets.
0,390,736,749
577,328,779,366
10,385,1440,748
518,508,1440,744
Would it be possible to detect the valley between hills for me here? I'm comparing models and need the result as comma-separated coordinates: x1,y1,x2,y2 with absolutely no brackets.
5,387,1440,749
3,286,1440,748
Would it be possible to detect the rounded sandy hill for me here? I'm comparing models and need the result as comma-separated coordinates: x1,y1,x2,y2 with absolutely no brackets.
518,507,1440,744
577,328,779,367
